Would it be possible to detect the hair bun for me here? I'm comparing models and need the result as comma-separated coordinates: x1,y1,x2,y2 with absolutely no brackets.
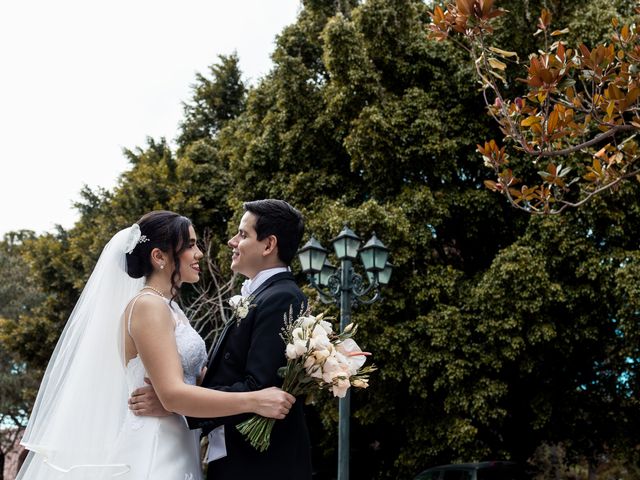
125,252,146,279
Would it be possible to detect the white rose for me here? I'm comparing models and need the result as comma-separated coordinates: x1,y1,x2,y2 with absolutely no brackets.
311,324,329,340
298,316,316,328
286,343,299,360
293,337,308,357
313,348,331,362
313,333,332,349
292,327,305,340
228,295,243,309
319,320,334,334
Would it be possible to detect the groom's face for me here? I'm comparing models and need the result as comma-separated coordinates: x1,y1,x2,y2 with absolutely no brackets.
228,212,267,279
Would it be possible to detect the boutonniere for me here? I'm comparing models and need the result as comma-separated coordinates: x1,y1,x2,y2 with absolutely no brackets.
228,295,255,327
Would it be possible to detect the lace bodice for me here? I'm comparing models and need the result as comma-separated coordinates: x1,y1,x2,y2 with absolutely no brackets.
170,301,208,385
125,293,207,388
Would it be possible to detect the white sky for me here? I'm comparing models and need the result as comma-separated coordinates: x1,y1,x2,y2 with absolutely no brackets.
0,0,301,237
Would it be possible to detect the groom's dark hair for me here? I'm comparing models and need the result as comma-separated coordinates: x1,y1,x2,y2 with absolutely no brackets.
244,199,304,265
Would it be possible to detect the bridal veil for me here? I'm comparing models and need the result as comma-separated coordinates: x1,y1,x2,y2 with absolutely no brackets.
18,226,145,479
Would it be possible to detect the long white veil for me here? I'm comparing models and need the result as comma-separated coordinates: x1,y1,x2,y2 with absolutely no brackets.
17,226,145,479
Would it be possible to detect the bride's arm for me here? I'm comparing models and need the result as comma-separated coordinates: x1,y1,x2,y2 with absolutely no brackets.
129,296,294,419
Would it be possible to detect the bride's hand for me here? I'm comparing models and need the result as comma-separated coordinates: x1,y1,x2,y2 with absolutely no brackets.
252,387,295,419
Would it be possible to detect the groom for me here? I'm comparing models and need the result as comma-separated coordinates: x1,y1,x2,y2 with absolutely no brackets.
132,199,312,480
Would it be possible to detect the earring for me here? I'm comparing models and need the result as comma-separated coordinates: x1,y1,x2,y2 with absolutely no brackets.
160,264,165,270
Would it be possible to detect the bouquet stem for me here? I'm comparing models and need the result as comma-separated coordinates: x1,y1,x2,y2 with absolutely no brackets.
236,415,276,452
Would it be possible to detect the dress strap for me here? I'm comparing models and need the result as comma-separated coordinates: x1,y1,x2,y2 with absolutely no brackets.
127,292,165,337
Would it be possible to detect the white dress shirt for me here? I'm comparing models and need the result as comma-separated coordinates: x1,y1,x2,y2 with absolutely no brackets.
240,266,290,297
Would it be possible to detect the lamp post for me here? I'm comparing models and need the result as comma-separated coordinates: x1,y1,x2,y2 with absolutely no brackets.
297,225,393,480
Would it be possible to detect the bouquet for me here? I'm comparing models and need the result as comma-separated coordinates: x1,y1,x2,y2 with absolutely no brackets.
236,307,376,452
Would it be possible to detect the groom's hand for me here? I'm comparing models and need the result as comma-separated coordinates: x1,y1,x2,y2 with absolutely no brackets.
128,378,172,417
197,366,207,386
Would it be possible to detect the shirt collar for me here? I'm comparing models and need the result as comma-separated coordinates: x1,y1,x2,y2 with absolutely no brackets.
240,267,289,297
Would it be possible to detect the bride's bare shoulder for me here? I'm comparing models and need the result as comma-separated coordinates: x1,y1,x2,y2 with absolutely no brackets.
125,294,172,329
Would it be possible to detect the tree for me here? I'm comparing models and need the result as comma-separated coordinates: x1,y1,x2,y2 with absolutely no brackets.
214,0,526,476
3,1,639,479
0,233,45,479
429,0,640,214
0,51,250,367
177,53,247,151
215,0,639,477
0,231,45,320
0,350,38,480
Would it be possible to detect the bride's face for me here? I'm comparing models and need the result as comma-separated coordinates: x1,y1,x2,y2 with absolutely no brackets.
177,226,203,284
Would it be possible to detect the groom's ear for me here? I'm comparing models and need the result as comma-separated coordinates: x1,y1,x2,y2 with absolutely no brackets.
262,235,278,257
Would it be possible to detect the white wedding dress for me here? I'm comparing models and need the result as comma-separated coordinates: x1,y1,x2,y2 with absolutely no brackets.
18,292,208,480
109,293,208,480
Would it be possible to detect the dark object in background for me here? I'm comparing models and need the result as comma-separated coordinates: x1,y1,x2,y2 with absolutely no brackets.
414,461,527,480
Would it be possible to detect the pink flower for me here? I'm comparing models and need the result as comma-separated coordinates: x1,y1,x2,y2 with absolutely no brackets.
352,378,369,388
336,338,369,375
308,365,323,379
321,356,342,383
332,377,351,398
237,309,375,454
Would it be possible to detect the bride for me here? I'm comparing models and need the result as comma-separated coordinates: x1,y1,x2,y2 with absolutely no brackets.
17,211,295,479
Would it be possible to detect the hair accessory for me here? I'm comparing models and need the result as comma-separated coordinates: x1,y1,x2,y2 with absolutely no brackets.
124,224,151,254
124,224,141,254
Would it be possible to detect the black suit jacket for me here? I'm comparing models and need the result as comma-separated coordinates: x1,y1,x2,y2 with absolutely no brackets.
187,272,312,480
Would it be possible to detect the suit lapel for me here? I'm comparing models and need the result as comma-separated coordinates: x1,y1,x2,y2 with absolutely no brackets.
207,271,294,367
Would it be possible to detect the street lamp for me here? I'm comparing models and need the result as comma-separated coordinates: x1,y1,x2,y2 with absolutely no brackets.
367,261,394,286
358,232,389,273
297,235,328,273
297,224,393,480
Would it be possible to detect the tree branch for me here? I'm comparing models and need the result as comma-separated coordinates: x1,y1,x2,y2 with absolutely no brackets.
524,125,636,157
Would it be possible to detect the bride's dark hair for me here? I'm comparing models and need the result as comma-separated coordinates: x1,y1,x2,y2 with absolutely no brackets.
125,210,192,299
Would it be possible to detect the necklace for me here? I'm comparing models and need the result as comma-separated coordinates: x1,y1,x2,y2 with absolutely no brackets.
142,285,167,298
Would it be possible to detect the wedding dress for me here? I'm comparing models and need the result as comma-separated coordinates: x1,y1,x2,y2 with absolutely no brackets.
17,226,208,480
107,292,208,480
18,293,207,480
